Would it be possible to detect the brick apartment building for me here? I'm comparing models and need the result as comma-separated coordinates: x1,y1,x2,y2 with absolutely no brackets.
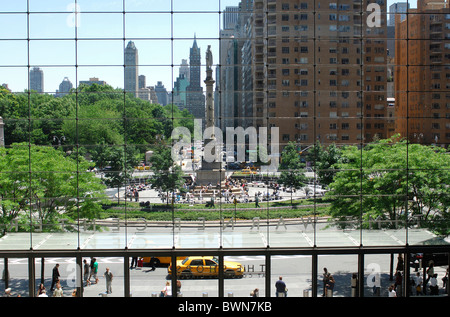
236,0,388,147
395,0,449,145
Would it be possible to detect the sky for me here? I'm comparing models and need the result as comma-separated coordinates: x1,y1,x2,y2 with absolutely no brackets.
0,0,417,93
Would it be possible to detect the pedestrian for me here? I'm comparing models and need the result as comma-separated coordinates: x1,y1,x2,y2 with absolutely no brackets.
149,257,156,271
429,274,438,295
394,271,403,296
53,282,64,297
388,284,397,297
255,194,260,208
88,257,94,283
275,276,287,297
83,259,90,286
38,290,48,297
176,280,182,296
92,258,99,284
3,288,12,297
50,263,60,291
162,281,172,297
104,267,113,294
325,274,336,297
131,256,138,268
414,272,423,295
322,267,330,296
424,260,435,294
396,254,404,272
37,283,46,296
250,288,259,297
442,267,448,292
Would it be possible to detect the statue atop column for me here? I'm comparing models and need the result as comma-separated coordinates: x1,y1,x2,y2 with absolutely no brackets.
206,45,213,70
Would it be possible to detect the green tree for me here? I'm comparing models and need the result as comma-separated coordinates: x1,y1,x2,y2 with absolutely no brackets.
327,136,449,235
278,142,307,204
149,145,185,205
0,144,106,234
306,142,342,186
90,144,140,203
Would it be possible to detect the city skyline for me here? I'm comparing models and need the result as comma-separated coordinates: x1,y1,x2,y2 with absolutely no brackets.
0,0,243,93
1,0,417,94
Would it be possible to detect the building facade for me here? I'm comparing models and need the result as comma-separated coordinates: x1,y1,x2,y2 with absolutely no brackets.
124,41,139,97
29,67,44,93
233,0,389,148
185,36,205,119
395,0,450,145
56,77,73,97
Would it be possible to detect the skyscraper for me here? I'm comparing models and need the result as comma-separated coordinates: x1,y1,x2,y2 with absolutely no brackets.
29,67,44,93
185,35,205,118
124,41,139,97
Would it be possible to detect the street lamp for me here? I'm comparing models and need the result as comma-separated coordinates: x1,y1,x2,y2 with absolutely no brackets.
53,135,66,146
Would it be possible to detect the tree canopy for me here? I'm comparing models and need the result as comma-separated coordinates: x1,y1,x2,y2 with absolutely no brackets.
327,136,449,235
0,143,106,233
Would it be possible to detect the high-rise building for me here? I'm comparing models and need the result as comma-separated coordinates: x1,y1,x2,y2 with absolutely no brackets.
395,0,449,145
155,81,168,106
56,77,73,97
179,59,190,80
29,67,44,93
185,35,205,118
124,40,139,97
223,6,239,30
238,0,388,147
388,2,410,26
138,75,146,89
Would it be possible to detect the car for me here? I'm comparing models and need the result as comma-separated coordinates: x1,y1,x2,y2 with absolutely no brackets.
168,256,245,279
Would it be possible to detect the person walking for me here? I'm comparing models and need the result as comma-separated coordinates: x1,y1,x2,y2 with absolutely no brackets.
424,260,435,295
92,258,99,284
104,267,113,294
275,276,287,297
83,259,90,286
131,256,138,269
255,194,260,208
50,263,60,291
325,274,336,297
322,267,330,296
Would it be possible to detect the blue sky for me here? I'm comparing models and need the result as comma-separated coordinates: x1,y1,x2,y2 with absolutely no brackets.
0,0,416,93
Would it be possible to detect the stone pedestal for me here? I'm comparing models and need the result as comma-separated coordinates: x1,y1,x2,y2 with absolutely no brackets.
195,138,226,186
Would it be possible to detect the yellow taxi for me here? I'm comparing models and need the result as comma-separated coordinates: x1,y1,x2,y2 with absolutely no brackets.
168,256,244,278
141,256,186,266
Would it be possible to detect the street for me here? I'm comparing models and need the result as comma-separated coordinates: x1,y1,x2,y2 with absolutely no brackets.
2,250,447,298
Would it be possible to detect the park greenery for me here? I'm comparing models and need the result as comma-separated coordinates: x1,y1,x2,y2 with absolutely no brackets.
0,85,449,236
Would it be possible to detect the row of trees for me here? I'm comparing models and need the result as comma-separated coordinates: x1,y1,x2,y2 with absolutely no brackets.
0,84,194,233
0,84,194,148
279,136,449,235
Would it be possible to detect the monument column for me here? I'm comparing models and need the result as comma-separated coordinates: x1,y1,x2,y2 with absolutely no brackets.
194,45,225,186
204,45,215,131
